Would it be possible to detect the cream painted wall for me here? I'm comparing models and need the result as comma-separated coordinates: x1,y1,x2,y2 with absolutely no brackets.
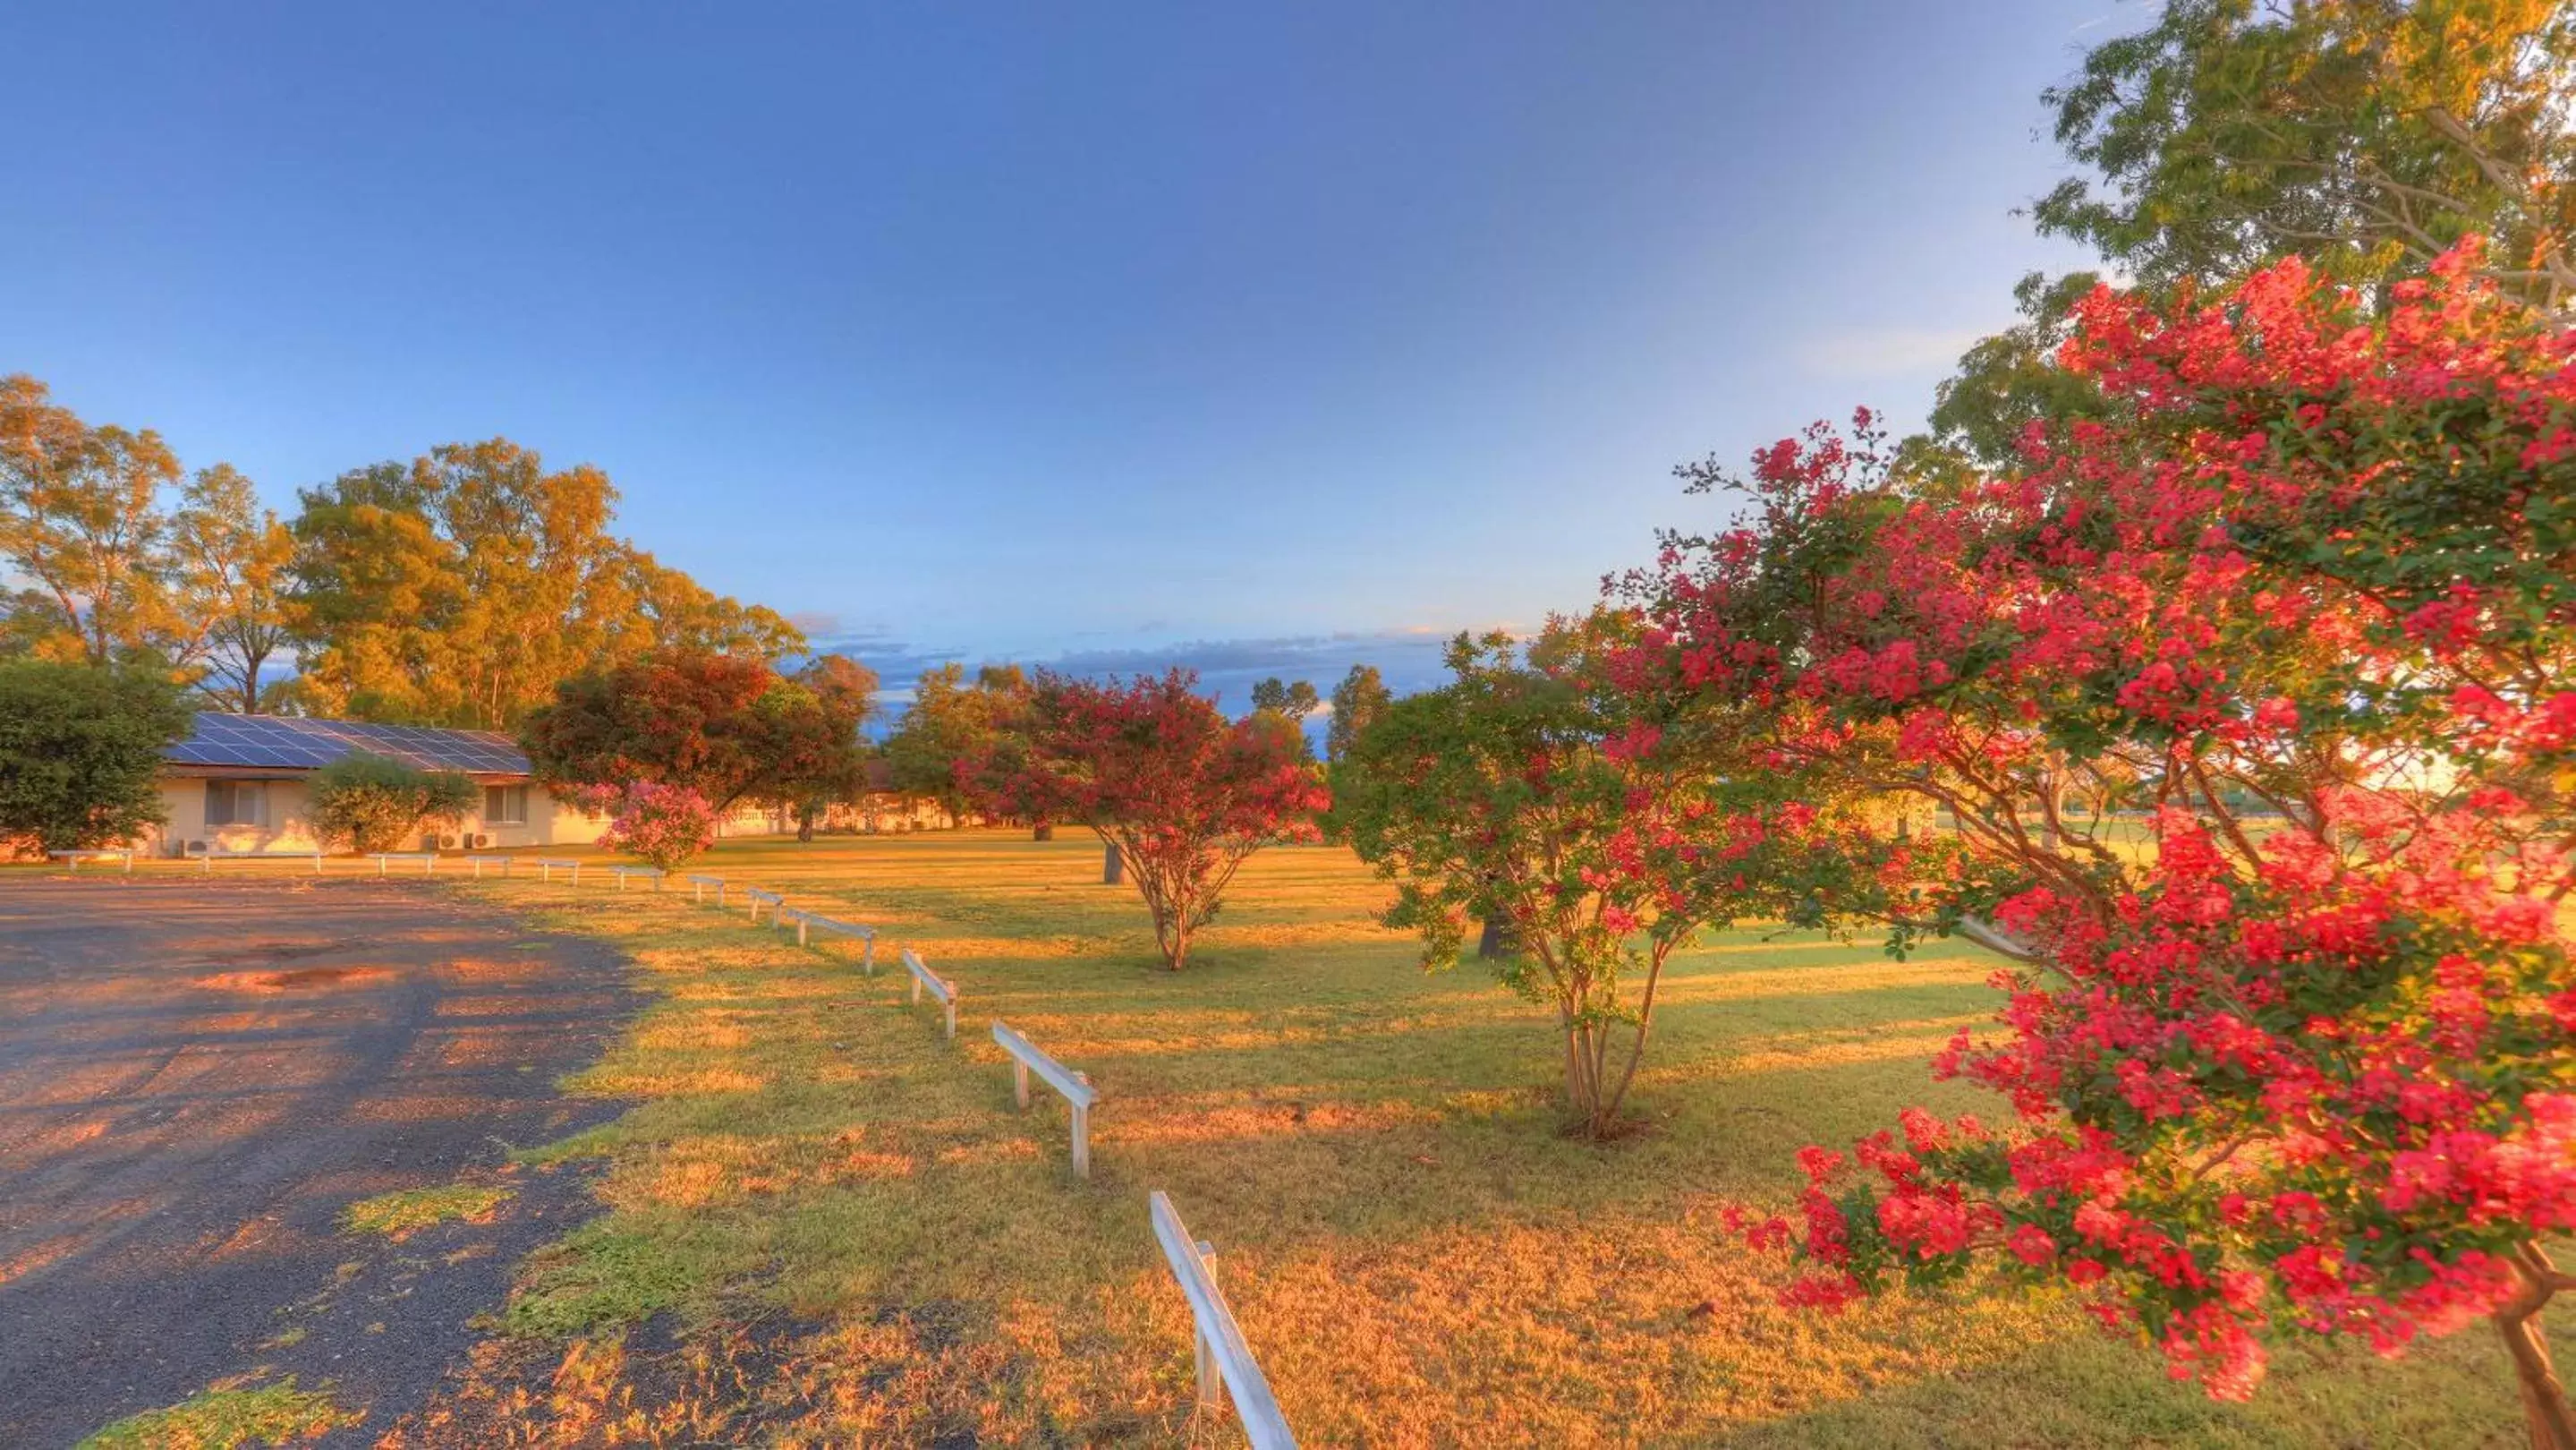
143,778,326,856
140,775,608,856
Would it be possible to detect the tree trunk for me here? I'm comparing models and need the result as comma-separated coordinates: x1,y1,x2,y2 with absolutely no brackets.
796,803,817,842
2037,772,2067,849
1102,843,1123,885
1477,917,1518,960
1033,823,1053,841
2500,1247,2576,1450
1562,1019,1605,1136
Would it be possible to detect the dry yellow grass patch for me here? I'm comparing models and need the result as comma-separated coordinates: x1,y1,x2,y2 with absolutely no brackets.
443,830,2568,1447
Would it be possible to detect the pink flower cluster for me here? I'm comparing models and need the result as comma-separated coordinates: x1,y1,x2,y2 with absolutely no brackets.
1649,239,2576,1403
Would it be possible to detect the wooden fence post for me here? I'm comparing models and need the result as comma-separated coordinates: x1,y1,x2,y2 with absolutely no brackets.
1147,1193,1297,1447
1194,1241,1221,1411
1072,1070,1093,1178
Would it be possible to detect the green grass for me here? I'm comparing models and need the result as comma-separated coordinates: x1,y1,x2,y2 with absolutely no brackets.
443,829,2560,1446
76,1378,352,1449
340,1182,512,1240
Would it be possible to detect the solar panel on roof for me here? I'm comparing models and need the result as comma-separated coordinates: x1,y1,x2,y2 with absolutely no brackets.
163,711,528,773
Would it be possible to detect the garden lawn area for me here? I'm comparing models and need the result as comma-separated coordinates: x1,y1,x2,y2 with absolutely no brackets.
454,829,2565,1446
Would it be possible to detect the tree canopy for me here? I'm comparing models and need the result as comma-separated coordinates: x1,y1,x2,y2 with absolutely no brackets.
520,649,873,815
1927,0,2576,468
2037,0,2576,305
168,464,295,713
962,669,1326,969
1325,662,1393,761
4,378,795,727
1623,242,2576,1432
1334,618,1836,1137
0,659,191,854
880,662,1036,819
287,442,801,728
0,374,188,668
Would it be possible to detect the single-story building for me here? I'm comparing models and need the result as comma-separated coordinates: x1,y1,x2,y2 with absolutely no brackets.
140,712,612,857
818,759,967,833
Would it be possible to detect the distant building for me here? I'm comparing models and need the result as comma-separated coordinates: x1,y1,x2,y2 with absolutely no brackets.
141,712,611,857
817,759,965,833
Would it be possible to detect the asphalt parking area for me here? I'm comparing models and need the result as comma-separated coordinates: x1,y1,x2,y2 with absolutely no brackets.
0,876,635,1447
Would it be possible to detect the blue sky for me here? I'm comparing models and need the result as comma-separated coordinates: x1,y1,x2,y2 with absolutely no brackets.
1,2,2109,706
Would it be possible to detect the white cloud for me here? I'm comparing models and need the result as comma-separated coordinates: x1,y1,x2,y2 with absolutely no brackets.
1792,326,1984,379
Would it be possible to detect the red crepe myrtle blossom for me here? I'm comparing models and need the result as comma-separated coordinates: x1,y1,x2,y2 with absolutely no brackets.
959,669,1325,970
1623,240,2576,1442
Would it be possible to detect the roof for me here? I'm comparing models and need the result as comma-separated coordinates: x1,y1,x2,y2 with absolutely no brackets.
164,712,531,777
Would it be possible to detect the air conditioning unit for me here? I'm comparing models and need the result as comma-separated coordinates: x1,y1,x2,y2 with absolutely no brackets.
465,832,489,849
183,839,209,857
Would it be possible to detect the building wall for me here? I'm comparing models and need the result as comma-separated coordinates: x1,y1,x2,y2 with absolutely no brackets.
142,774,608,855
714,802,788,838
519,786,610,849
823,793,964,833
145,778,327,856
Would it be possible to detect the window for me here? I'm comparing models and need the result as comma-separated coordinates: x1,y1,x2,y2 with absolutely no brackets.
205,780,268,828
483,784,529,825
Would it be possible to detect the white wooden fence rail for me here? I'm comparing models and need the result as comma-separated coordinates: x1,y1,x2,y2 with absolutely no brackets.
369,852,438,876
900,948,958,1041
776,908,876,964
608,865,665,891
536,857,582,883
743,887,783,924
1147,1191,1297,1447
990,1021,1096,1176
686,873,726,905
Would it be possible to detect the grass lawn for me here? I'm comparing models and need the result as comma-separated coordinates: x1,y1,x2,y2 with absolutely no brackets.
410,828,2556,1446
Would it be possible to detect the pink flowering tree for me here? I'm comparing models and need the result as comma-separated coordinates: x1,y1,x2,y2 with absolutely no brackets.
577,781,719,873
1331,613,1926,1139
1625,241,2576,1441
959,669,1327,970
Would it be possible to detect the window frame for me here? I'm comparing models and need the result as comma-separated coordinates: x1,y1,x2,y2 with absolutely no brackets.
205,780,269,829
483,783,529,826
